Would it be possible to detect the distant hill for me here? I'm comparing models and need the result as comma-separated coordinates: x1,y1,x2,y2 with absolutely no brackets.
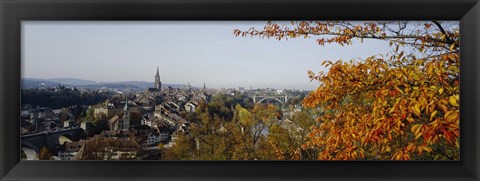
82,83,141,90
99,81,186,89
23,78,96,87
47,78,96,85
22,78,62,89
99,81,153,89
22,78,186,90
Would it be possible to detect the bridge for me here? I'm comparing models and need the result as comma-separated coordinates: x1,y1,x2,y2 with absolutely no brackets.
21,128,86,159
252,95,289,105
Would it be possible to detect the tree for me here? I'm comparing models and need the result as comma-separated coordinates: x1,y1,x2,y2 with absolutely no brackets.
129,110,143,126
38,146,53,160
162,134,196,160
267,110,317,160
60,108,70,123
235,21,460,160
230,104,280,160
162,101,284,160
86,120,109,137
21,88,112,109
79,107,95,123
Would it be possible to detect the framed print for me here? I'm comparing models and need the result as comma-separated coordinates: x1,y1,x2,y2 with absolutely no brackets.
1,0,479,180
19,20,462,161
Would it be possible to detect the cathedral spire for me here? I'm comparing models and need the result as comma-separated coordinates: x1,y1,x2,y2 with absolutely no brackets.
154,66,161,91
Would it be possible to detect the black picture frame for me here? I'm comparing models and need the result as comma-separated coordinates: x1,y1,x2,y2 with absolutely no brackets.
1,0,479,180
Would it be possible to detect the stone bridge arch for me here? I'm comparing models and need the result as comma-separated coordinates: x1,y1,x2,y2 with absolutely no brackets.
257,97,284,104
21,146,38,160
58,133,74,145
21,141,39,152
252,95,289,105
21,128,85,154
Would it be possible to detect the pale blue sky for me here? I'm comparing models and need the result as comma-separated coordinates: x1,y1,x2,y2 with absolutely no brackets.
22,21,393,90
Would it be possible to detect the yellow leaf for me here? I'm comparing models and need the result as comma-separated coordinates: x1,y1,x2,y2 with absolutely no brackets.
406,117,414,123
396,72,403,79
438,88,444,94
411,124,422,135
389,107,396,114
417,146,423,154
430,111,437,121
444,110,453,119
415,132,422,140
411,124,423,140
411,124,420,134
415,130,422,139
450,44,456,51
449,96,459,107
423,146,432,153
412,104,421,117
407,143,415,151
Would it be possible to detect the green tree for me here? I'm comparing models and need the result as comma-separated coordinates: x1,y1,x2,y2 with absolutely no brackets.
229,104,280,160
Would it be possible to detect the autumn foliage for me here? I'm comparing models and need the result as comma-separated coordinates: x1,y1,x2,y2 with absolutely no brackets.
38,146,53,160
161,93,318,160
234,21,460,160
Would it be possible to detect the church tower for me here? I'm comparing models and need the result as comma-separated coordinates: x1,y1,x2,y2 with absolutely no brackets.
121,96,130,131
154,66,161,91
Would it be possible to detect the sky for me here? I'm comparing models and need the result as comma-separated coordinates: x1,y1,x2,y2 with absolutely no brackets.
22,21,394,90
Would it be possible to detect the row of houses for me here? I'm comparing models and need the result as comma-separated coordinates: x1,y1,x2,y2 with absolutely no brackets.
21,105,78,134
57,129,170,160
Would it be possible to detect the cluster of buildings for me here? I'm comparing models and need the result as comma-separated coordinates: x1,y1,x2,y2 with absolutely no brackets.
20,104,85,135
21,66,308,160
54,67,210,160
57,131,140,160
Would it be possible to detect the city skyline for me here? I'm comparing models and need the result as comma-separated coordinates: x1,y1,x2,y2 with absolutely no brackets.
22,21,393,90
